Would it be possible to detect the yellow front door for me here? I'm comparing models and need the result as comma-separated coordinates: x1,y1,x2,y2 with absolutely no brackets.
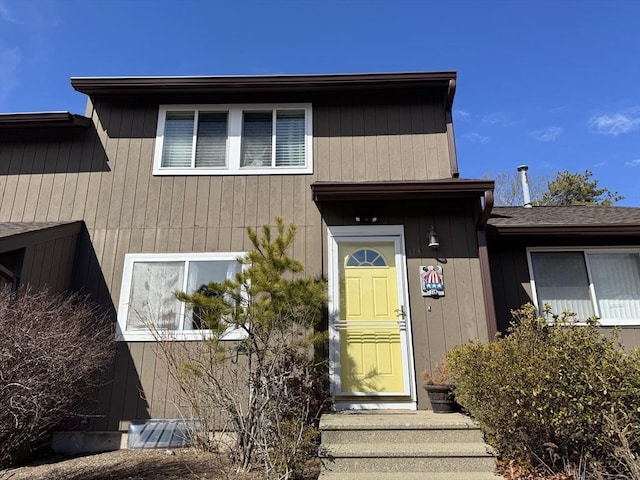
338,242,405,394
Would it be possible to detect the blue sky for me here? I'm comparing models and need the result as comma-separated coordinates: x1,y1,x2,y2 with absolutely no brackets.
1,0,638,205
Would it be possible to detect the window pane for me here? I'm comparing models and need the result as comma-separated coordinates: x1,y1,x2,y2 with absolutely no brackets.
241,112,272,167
589,253,640,320
275,110,305,167
185,260,242,330
195,112,228,168
162,112,194,168
530,252,595,319
127,262,184,331
346,249,388,267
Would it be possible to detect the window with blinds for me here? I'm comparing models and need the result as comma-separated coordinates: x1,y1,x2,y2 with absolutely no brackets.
195,112,228,168
276,110,305,167
528,249,640,326
161,111,228,168
154,104,312,175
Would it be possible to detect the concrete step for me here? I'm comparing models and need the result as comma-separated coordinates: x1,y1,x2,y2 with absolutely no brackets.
321,455,496,473
318,412,498,476
320,411,484,444
319,411,478,431
319,472,502,480
323,442,494,459
322,426,484,444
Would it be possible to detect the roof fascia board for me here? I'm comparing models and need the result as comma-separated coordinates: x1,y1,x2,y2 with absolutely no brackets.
446,79,459,178
311,180,494,202
488,224,640,236
0,112,90,129
71,71,456,96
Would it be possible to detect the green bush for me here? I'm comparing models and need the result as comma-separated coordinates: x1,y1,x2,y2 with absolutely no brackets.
447,303,640,474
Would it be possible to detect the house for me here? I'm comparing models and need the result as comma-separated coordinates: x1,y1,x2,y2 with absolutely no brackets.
0,72,638,449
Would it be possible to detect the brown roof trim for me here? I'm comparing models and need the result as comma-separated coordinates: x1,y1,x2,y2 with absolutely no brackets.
446,79,459,178
479,189,494,227
0,221,83,253
71,71,456,96
0,112,90,129
311,179,494,202
477,229,498,340
487,224,640,236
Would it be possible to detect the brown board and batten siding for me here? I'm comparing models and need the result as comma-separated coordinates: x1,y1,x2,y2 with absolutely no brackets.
0,222,82,292
319,198,489,409
488,235,640,349
313,100,451,182
0,75,459,428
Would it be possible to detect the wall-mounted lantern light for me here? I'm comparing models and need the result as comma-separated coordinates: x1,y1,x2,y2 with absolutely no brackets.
428,225,439,249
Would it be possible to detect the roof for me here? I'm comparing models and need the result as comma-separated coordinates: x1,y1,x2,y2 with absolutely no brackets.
0,112,90,142
0,222,83,252
487,206,640,236
0,112,90,129
0,222,74,239
311,179,494,202
70,71,456,96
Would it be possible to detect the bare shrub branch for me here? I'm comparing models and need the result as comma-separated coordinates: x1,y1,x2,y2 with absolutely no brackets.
152,218,330,479
0,286,115,468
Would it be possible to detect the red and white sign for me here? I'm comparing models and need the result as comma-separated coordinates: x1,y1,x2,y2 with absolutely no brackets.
420,265,444,297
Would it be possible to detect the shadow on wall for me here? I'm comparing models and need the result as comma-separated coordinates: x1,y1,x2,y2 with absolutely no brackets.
69,225,150,432
0,124,110,175
93,91,446,140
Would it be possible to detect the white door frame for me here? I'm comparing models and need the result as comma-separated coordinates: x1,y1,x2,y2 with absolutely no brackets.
327,225,417,410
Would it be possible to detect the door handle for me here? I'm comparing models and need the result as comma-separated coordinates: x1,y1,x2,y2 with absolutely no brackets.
395,305,407,330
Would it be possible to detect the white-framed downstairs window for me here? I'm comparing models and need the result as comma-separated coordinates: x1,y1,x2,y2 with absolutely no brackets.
527,247,640,326
117,252,246,341
153,104,313,176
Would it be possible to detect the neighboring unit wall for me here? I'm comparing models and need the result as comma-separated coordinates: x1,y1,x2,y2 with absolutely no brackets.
0,223,82,292
487,243,533,334
488,236,640,349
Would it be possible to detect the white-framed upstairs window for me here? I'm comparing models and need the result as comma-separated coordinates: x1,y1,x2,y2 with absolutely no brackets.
153,104,313,175
117,252,247,341
527,247,640,326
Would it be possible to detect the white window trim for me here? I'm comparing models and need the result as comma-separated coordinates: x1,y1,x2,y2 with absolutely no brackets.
527,246,640,326
153,103,313,176
117,252,248,342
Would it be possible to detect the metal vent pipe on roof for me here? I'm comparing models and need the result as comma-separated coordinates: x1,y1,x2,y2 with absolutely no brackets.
517,165,533,208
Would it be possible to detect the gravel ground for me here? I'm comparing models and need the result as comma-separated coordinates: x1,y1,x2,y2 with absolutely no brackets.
0,449,265,480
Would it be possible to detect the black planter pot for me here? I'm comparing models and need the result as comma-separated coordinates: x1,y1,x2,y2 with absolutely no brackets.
424,384,459,414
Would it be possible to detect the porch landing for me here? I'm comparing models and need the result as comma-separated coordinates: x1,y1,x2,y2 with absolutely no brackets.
318,411,501,479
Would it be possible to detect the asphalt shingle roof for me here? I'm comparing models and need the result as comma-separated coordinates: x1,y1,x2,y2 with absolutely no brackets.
0,222,72,239
488,206,640,227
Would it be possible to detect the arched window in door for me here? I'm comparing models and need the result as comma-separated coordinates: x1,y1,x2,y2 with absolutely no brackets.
345,249,388,267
